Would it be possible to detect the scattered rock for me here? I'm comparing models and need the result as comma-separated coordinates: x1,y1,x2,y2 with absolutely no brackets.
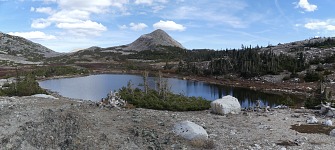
291,114,300,118
31,94,58,99
2,96,335,149
306,116,318,124
210,95,241,115
324,119,333,126
257,124,272,130
274,105,288,109
330,129,335,137
173,121,208,140
320,105,335,117
254,143,261,149
98,91,126,109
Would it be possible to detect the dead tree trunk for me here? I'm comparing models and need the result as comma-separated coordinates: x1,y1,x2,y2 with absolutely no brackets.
143,71,149,94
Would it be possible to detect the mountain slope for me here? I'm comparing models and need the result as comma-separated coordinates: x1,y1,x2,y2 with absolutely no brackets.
0,32,60,61
123,29,185,51
258,37,335,61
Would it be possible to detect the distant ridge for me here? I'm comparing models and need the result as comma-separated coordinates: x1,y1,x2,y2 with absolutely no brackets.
0,32,60,58
123,29,185,51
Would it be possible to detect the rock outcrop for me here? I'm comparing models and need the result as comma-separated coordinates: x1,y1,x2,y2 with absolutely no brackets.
0,32,60,62
210,95,241,115
124,29,185,51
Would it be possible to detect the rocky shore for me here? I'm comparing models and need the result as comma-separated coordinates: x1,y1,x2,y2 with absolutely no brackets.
1,96,335,150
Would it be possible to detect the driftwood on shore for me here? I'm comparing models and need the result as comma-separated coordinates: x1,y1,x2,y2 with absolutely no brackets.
98,91,126,109
319,103,335,117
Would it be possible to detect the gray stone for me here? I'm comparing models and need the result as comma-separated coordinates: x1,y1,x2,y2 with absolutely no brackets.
329,129,335,137
306,116,318,124
324,119,333,126
173,121,208,140
210,95,241,115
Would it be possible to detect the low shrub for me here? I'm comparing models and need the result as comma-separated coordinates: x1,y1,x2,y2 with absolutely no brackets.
324,70,333,76
304,71,321,82
1,74,46,96
304,97,321,109
119,87,211,111
31,66,89,77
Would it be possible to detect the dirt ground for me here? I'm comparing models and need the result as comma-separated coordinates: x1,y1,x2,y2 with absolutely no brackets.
1,96,335,150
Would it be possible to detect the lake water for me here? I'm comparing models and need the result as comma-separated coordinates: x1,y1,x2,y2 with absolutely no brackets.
38,74,287,108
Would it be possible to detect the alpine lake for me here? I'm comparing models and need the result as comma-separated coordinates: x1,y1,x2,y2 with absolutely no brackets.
38,74,300,108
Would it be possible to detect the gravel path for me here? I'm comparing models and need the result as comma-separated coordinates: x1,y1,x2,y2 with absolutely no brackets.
0,96,334,150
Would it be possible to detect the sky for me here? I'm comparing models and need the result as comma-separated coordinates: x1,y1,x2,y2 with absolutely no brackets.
0,0,334,53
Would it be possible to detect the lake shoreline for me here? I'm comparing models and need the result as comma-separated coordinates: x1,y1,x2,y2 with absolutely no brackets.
93,69,314,105
38,69,313,107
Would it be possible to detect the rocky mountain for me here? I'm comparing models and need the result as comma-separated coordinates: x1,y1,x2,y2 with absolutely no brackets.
123,29,185,51
259,37,335,61
0,32,60,62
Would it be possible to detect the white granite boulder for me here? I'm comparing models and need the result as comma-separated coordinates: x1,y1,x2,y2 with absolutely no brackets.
210,95,241,115
306,116,318,124
324,119,333,126
173,121,208,140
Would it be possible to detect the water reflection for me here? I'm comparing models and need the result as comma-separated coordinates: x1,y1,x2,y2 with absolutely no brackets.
39,74,287,108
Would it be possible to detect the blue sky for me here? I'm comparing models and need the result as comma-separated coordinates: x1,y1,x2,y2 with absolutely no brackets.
0,0,334,52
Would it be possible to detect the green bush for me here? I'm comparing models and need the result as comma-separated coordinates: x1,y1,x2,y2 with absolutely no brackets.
324,70,333,76
119,87,211,111
304,97,321,109
304,71,321,82
1,74,46,96
31,66,89,77
315,65,325,72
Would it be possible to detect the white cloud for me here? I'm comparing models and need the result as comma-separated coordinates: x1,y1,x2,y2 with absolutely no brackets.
152,5,164,13
129,22,148,31
135,0,153,5
49,10,90,23
34,7,54,14
8,31,56,40
31,18,51,28
296,0,317,12
153,20,186,31
165,1,249,28
42,0,57,3
30,0,131,36
135,0,167,5
119,25,128,30
56,20,107,36
304,20,335,31
57,0,129,13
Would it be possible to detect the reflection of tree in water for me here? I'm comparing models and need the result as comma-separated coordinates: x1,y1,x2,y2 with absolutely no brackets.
213,85,286,108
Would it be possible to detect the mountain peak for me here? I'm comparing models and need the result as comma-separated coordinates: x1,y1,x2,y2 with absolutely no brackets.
124,29,185,51
151,29,166,34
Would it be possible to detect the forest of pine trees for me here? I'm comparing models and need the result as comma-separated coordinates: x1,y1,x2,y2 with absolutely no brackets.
177,47,308,78
122,38,335,79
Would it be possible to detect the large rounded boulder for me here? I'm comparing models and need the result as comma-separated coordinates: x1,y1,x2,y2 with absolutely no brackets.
210,95,241,115
173,121,208,140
